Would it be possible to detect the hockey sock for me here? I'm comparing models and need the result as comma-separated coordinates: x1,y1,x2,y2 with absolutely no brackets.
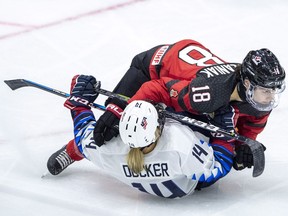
66,139,84,161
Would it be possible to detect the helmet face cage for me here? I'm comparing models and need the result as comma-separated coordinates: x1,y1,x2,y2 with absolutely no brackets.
119,100,164,148
245,81,284,111
241,48,286,111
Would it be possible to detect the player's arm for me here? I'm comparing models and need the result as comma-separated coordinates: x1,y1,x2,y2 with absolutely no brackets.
63,75,100,149
232,114,269,170
183,134,234,189
129,78,172,105
195,105,236,188
129,77,193,112
196,139,234,189
236,114,269,141
209,106,268,171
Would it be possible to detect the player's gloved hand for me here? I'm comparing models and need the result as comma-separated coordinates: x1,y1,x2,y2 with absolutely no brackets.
233,143,266,170
64,75,101,110
93,97,127,146
208,105,237,141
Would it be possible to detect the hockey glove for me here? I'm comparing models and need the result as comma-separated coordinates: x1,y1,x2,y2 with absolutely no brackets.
233,143,266,170
64,75,101,110
208,105,238,141
93,97,127,146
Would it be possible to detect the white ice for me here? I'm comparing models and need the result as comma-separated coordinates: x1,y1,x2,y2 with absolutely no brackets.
0,0,288,215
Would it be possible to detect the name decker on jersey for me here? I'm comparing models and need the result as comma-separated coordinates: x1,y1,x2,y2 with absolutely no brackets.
199,63,239,78
122,162,169,178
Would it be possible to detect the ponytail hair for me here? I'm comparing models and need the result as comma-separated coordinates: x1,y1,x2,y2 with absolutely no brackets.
127,148,145,174
126,128,161,174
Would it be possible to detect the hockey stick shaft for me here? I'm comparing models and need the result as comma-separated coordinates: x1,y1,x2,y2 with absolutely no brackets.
95,89,253,141
4,78,264,177
4,79,233,137
4,79,106,111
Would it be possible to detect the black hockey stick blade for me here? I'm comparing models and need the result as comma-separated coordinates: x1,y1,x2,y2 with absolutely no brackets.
4,79,106,111
4,79,30,90
5,79,70,98
238,136,265,177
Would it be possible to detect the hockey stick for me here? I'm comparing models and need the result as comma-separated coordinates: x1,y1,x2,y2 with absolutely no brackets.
93,88,265,177
4,79,106,111
4,78,265,177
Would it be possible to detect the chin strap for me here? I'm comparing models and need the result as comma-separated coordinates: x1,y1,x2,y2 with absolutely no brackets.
237,82,248,102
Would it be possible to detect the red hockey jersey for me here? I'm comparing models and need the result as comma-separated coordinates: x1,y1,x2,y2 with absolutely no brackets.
129,39,270,143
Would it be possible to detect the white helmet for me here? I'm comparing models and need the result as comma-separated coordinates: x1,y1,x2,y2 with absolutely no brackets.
119,100,160,148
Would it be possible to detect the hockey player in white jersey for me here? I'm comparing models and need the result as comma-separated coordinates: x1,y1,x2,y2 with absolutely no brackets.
47,75,233,198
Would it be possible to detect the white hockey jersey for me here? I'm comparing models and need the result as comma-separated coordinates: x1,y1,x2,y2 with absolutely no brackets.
73,110,228,198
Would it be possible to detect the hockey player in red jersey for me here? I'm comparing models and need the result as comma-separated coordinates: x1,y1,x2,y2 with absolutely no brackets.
93,39,286,170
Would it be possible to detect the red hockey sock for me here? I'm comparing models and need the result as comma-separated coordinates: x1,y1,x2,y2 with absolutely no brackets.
66,139,84,161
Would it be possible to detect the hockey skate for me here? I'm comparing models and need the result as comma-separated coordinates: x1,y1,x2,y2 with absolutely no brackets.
47,145,75,175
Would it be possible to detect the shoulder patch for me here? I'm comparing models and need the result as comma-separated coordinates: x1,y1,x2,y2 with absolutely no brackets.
170,89,178,98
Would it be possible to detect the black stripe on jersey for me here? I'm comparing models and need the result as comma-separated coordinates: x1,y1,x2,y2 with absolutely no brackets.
151,184,164,197
152,44,174,78
178,86,189,111
245,121,267,128
162,180,186,198
165,79,180,89
165,79,189,111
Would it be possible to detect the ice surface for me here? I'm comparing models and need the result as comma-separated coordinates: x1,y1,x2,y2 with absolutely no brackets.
1,0,288,215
